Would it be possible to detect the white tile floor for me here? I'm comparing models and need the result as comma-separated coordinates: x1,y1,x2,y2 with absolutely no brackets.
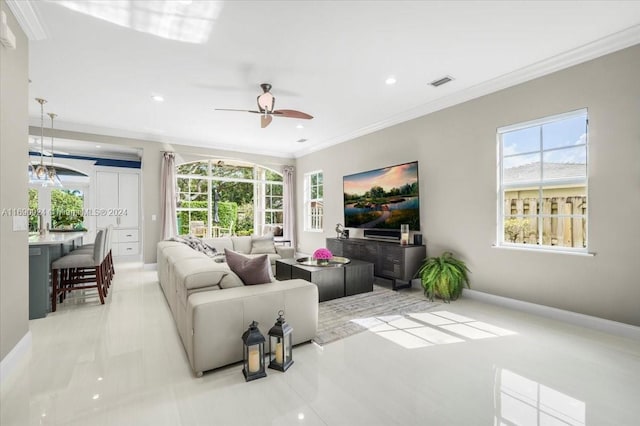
2,262,640,425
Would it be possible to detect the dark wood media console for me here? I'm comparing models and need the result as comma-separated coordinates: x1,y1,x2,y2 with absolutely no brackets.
326,237,426,290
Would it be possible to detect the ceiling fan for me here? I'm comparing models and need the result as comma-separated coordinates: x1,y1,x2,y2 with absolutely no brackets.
215,83,313,128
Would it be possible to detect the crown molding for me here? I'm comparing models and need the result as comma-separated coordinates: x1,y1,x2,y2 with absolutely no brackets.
6,0,47,40
293,24,640,158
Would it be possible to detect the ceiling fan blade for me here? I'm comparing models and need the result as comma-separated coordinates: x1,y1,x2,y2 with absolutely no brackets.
261,115,273,128
273,109,313,120
215,108,262,114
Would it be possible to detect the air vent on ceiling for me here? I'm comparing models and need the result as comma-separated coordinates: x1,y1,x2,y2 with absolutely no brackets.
430,76,454,87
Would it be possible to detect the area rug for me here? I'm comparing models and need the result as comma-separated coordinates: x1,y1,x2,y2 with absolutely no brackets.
313,285,439,346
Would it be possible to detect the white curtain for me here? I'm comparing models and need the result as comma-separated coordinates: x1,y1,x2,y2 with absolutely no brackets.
160,152,178,240
282,166,296,249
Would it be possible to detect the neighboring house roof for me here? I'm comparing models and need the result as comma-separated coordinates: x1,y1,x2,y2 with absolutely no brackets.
504,162,585,182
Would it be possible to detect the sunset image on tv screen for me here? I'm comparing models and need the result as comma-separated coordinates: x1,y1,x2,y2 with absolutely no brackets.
343,161,420,230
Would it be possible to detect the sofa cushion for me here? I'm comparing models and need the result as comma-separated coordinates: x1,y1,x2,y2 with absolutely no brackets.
225,249,272,285
175,259,228,291
202,237,234,253
231,236,252,254
250,234,276,254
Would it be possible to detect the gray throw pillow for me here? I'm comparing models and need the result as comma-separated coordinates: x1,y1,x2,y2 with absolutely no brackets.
251,234,276,254
224,249,271,285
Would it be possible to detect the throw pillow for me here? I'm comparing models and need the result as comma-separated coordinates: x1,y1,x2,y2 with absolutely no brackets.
273,225,283,237
251,234,276,254
224,249,271,285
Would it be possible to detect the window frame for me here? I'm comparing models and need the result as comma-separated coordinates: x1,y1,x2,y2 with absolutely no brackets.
497,109,589,253
175,160,284,236
304,170,324,232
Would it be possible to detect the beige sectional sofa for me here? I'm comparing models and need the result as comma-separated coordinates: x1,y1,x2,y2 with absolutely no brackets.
157,236,318,376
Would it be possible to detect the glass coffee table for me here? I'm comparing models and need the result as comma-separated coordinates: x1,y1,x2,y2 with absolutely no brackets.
275,257,373,302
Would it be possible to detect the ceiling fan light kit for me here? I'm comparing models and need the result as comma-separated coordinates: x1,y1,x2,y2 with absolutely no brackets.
216,83,313,128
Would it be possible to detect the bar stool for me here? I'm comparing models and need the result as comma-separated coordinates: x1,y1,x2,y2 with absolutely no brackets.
73,225,114,290
51,229,108,311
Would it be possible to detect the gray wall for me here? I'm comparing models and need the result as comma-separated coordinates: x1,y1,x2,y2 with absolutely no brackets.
296,45,640,326
0,0,29,361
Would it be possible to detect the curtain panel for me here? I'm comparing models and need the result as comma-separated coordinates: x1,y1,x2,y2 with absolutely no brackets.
283,166,296,249
160,152,178,240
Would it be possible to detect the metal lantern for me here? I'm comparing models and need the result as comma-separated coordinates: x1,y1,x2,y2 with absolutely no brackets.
268,310,294,372
241,321,267,381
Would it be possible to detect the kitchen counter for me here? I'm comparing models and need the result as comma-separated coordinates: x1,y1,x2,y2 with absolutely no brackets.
28,232,86,319
29,231,86,245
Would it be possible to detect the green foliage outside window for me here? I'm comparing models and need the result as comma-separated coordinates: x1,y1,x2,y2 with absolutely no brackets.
177,201,238,235
176,160,282,237
28,189,38,232
235,203,254,236
51,189,85,229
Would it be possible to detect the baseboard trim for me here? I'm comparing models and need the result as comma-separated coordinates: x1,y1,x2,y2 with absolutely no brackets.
463,289,640,341
144,263,158,271
0,331,31,384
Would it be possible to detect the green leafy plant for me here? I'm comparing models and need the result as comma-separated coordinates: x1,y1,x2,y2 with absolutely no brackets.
416,252,470,303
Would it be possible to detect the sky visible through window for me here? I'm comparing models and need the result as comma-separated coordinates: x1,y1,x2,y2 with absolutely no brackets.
502,114,587,168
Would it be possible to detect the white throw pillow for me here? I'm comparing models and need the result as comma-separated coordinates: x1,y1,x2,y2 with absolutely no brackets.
251,234,276,254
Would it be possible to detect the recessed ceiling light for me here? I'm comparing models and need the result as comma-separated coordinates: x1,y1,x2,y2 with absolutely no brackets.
92,394,100,400
296,124,304,129
151,95,164,102
296,138,308,143
96,145,101,148
385,76,397,85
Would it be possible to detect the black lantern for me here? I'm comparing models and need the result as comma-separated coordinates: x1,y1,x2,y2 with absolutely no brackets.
268,310,294,372
241,321,267,381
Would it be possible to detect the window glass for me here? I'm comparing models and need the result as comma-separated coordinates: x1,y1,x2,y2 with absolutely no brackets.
305,171,324,231
176,160,282,237
51,189,84,230
542,147,586,180
502,126,540,155
542,115,587,150
28,188,38,232
498,110,588,251
502,153,541,184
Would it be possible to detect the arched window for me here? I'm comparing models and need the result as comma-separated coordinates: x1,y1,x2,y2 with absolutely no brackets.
176,160,283,237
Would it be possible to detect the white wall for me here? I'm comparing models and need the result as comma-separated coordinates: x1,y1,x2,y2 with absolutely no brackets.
296,45,640,326
0,0,29,361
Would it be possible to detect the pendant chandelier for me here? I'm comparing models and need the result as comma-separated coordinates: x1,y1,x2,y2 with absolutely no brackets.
47,112,63,187
29,98,49,184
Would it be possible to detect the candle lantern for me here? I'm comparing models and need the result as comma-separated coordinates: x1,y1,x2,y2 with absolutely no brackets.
400,224,410,246
268,310,294,372
241,321,267,381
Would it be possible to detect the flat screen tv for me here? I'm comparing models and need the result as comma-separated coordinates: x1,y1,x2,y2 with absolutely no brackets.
343,161,420,230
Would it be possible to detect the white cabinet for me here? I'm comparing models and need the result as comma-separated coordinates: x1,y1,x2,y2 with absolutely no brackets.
96,170,141,257
112,229,139,256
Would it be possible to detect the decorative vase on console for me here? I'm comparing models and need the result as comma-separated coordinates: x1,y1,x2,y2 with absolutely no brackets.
312,248,333,266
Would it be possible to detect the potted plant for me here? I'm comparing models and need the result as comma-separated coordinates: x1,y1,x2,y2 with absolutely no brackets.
416,251,470,303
